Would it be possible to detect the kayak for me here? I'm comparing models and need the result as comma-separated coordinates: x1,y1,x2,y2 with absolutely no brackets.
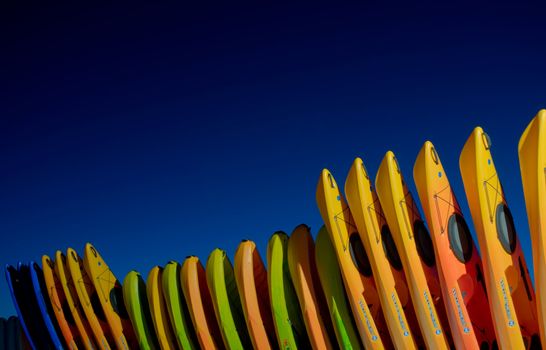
5,264,49,349
414,141,496,349
267,232,310,349
54,251,96,350
287,224,335,349
42,255,81,349
375,151,451,349
206,248,252,349
122,271,159,350
316,169,391,349
83,243,137,349
180,257,223,350
233,240,276,350
146,266,178,350
162,261,199,350
314,226,362,349
24,262,62,349
67,247,113,350
345,157,423,349
518,109,546,346
29,262,65,349
460,126,541,349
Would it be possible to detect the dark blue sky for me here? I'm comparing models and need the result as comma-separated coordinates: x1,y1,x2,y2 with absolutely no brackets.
1,3,545,316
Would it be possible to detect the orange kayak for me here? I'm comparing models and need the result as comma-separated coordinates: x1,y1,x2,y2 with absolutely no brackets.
180,256,224,350
316,168,392,349
234,240,277,350
414,141,496,349
42,255,81,349
375,151,452,349
287,224,335,349
146,266,178,350
54,251,96,350
345,157,424,349
460,127,540,349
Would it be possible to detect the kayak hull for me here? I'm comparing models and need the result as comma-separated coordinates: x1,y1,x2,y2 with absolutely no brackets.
146,266,178,350
375,151,450,349
267,232,310,350
315,226,362,349
287,224,335,349
345,157,423,349
460,126,540,349
234,240,276,350
518,109,546,346
316,169,389,349
414,141,496,349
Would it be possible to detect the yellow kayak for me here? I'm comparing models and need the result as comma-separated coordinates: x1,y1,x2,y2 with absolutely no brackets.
375,151,451,349
180,256,224,350
316,168,391,349
414,141,496,349
519,109,546,346
287,224,335,349
233,240,276,350
460,126,540,348
345,157,423,349
67,248,113,350
54,251,96,350
83,243,137,350
42,254,81,350
146,266,178,350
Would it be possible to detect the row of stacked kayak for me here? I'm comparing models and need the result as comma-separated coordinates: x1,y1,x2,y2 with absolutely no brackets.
315,111,546,349
4,110,546,350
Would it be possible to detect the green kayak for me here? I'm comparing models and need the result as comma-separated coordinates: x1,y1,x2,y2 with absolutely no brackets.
122,271,160,350
206,248,252,350
315,226,362,349
267,231,310,350
162,261,198,350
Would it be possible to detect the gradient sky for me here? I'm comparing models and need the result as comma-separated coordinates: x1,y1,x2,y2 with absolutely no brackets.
1,2,545,317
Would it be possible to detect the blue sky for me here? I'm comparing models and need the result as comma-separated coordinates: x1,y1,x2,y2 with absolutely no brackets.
1,2,545,317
